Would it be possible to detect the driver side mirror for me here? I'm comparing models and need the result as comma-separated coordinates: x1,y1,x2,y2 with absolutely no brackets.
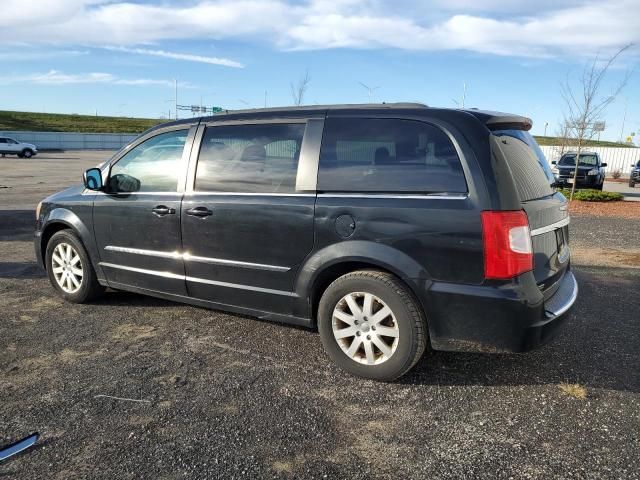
83,168,103,190
601,163,607,167
551,160,557,165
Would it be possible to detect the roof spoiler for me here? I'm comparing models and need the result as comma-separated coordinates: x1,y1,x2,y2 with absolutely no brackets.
464,110,533,131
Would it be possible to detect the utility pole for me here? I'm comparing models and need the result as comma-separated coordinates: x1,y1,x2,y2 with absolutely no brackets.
619,98,627,142
461,82,467,109
174,79,178,120
544,121,549,136
264,90,268,108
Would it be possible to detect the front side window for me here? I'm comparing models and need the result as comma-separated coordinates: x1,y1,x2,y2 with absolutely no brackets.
0,138,7,144
318,118,467,193
195,123,305,193
109,129,188,193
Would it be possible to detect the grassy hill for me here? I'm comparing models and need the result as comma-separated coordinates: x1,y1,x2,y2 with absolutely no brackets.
0,110,164,134
0,111,636,148
533,135,635,148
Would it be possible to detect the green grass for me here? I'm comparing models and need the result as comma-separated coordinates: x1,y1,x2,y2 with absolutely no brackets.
558,188,624,201
533,135,636,148
0,110,164,134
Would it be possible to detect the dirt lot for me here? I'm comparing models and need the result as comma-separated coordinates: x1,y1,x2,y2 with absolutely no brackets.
1,152,639,479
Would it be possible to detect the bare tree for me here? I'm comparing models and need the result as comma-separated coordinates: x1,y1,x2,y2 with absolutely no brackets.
552,121,572,159
290,70,311,106
560,45,632,200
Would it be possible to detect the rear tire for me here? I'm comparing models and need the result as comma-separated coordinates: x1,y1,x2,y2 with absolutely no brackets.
317,270,427,381
45,230,104,303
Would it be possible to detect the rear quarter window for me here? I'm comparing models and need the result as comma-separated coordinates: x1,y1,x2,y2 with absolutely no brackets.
318,118,467,193
492,130,555,201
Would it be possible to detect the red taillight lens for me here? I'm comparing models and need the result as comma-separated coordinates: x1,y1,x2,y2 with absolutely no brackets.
481,210,533,280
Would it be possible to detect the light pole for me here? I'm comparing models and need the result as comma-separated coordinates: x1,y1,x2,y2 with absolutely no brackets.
544,122,549,136
359,82,381,103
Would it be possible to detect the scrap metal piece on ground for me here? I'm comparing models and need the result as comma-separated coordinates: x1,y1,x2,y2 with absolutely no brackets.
0,433,39,461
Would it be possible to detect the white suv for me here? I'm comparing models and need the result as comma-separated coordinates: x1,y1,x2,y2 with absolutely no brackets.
0,137,38,158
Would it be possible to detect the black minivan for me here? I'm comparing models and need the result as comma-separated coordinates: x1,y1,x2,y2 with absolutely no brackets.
35,104,577,381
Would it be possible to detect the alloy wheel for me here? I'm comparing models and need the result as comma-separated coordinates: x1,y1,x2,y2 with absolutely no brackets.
51,242,83,293
332,291,399,365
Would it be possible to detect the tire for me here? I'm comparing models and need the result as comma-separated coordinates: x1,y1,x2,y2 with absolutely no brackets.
629,180,635,188
595,182,604,191
317,270,427,381
22,149,33,158
45,230,104,303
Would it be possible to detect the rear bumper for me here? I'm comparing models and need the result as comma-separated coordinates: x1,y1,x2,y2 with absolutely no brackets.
419,269,577,353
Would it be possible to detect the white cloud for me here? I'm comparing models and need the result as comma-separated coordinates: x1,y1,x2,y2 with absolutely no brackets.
0,69,181,87
0,0,638,59
104,46,243,67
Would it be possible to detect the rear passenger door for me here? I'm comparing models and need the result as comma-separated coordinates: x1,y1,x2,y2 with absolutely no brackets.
180,119,322,315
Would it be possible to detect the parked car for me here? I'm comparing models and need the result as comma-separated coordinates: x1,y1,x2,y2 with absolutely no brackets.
35,104,577,381
0,136,38,158
551,151,606,190
629,161,640,187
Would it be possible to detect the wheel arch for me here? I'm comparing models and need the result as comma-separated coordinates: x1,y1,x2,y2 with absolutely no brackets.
39,208,104,282
294,241,432,326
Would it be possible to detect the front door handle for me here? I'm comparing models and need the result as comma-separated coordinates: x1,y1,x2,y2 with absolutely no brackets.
152,205,176,216
186,206,213,217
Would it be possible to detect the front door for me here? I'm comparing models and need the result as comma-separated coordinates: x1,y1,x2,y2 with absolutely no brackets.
180,121,317,315
93,127,194,295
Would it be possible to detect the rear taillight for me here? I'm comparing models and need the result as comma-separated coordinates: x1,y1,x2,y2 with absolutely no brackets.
481,210,533,279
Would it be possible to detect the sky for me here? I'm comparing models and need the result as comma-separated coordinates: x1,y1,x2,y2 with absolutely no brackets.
0,0,639,140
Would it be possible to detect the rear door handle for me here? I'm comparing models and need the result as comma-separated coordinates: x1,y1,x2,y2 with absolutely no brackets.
152,205,176,216
186,206,213,217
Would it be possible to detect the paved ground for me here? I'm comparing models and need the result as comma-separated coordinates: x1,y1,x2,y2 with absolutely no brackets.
1,151,639,479
604,181,640,202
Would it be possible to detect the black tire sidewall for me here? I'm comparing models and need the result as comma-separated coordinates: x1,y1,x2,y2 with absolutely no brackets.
45,230,96,303
318,274,422,381
22,149,32,158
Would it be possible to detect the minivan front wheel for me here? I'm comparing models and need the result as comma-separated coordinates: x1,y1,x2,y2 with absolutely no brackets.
45,230,104,303
318,270,427,381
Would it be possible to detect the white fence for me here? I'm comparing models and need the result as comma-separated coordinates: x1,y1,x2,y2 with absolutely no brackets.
0,130,138,150
540,146,640,176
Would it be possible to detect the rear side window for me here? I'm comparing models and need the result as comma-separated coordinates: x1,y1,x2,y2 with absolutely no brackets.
318,118,467,193
492,130,555,201
195,123,305,193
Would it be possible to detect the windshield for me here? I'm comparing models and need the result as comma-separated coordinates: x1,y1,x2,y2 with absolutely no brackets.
559,154,598,167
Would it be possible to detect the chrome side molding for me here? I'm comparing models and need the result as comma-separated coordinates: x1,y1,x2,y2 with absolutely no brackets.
104,246,289,272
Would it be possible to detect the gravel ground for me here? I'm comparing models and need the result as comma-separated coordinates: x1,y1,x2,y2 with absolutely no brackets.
1,152,639,479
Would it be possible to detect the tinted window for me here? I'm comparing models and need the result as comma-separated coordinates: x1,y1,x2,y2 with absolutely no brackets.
492,130,555,201
109,129,188,192
195,123,305,193
0,138,6,143
318,118,467,193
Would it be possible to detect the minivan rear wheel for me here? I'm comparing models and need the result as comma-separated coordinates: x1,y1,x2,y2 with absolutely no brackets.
45,230,104,303
318,270,427,381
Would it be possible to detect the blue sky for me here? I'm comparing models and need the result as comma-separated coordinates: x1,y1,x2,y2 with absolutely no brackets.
1,0,639,140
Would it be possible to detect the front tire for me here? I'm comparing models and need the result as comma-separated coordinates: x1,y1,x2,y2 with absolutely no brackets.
318,270,427,381
45,230,104,303
22,149,33,158
630,179,635,188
